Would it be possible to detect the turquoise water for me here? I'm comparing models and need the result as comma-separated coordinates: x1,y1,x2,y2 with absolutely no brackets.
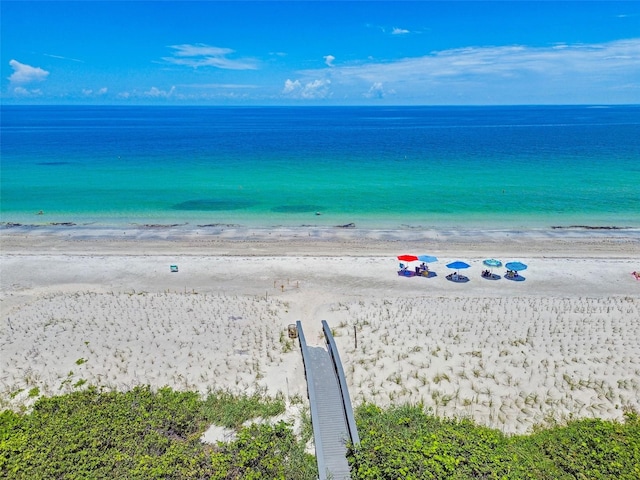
1,105,639,229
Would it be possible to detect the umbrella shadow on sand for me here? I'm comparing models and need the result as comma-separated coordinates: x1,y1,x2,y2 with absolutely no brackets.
446,274,469,283
416,255,438,278
419,270,438,278
482,272,502,280
445,261,470,282
506,273,526,281
505,261,528,281
481,258,502,280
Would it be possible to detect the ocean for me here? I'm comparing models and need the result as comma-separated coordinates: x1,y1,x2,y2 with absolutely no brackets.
1,105,639,230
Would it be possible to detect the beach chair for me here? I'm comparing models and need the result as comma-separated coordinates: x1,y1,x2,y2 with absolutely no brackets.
170,265,179,273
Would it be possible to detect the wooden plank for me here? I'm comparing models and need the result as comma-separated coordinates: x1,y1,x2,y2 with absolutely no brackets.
298,321,353,480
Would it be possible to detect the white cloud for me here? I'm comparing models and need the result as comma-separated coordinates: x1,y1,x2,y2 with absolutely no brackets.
163,44,258,70
283,79,301,94
282,78,332,99
324,55,335,67
292,38,640,103
145,86,176,98
363,82,386,99
392,27,410,35
368,23,413,35
8,60,49,84
43,53,83,63
82,87,108,96
12,86,43,97
178,83,258,89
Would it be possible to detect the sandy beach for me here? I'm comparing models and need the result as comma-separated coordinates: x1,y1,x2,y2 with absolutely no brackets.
1,225,639,433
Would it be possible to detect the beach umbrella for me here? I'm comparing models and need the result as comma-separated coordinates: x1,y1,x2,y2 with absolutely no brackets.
398,254,419,263
505,261,528,272
483,259,502,268
446,260,470,282
415,255,438,277
481,258,502,279
446,261,470,270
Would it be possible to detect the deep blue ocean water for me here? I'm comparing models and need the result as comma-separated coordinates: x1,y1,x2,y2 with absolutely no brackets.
1,105,639,229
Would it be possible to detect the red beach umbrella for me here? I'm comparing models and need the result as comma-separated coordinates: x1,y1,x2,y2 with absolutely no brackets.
397,255,419,263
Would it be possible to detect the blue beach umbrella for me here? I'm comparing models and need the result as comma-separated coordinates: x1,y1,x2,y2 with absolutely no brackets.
481,258,502,279
446,260,471,282
505,261,528,272
483,259,502,268
446,261,470,270
417,255,438,263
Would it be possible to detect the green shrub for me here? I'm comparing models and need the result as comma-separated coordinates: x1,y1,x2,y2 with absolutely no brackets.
0,386,315,479
349,403,640,479
3,388,637,479
527,411,640,479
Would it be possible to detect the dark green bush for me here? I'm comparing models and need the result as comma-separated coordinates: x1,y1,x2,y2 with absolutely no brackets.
0,386,316,479
2,389,638,479
527,411,640,480
349,403,640,480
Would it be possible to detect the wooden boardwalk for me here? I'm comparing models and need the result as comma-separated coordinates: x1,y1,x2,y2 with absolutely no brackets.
297,321,359,480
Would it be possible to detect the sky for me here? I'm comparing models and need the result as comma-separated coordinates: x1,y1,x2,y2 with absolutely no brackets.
1,1,639,105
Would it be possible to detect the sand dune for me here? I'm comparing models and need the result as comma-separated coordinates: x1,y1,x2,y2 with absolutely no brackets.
1,227,639,433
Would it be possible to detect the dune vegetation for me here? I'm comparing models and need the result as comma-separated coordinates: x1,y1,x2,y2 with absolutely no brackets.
1,386,639,479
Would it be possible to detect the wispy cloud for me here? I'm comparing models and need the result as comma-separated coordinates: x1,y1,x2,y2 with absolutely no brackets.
391,27,410,35
44,53,83,63
8,60,49,84
82,87,108,96
12,86,43,97
288,39,640,103
163,44,258,70
368,23,414,35
178,83,258,89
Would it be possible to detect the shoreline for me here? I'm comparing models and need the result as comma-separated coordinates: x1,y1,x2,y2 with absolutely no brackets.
2,223,639,256
3,220,640,232
1,228,639,434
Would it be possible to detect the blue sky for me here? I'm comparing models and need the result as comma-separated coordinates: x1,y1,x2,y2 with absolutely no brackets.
1,1,639,105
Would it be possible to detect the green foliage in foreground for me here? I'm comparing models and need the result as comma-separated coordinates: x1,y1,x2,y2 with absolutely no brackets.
349,403,640,480
0,386,317,479
2,389,639,479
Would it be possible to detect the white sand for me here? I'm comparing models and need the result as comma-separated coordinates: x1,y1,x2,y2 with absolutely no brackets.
1,226,639,433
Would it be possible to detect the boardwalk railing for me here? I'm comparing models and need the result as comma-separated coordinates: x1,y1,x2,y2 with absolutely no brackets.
296,320,328,478
322,320,360,446
297,320,360,480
